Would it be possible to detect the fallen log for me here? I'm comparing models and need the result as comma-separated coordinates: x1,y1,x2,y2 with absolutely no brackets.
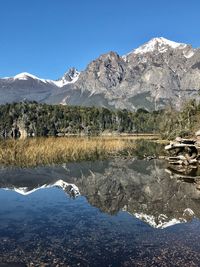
165,136,200,166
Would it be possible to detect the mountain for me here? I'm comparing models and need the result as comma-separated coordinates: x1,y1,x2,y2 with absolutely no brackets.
1,37,200,110
0,68,80,104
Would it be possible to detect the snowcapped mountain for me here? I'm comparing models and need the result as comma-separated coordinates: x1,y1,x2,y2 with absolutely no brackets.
4,69,80,86
130,37,188,55
74,37,200,110
1,37,200,110
13,72,44,81
0,68,81,104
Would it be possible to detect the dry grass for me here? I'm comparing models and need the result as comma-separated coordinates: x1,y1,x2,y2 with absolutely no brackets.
0,135,160,167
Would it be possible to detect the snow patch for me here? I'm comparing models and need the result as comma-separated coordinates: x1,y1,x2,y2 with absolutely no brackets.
183,50,195,58
60,96,70,105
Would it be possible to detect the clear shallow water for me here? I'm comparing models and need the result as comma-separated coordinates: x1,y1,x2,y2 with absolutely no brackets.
0,159,200,266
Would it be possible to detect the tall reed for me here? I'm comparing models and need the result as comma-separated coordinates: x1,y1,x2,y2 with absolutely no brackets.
0,136,139,167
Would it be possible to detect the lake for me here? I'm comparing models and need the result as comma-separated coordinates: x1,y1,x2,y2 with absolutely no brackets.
0,158,200,266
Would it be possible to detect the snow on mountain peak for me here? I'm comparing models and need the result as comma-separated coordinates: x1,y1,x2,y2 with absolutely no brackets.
132,37,188,55
2,69,80,88
62,67,80,84
14,72,40,80
53,68,80,87
65,67,80,81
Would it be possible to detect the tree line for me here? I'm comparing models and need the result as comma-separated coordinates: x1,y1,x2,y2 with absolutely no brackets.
0,102,160,137
0,100,199,138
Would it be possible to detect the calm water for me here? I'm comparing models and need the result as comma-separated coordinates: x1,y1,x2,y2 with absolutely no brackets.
0,159,200,266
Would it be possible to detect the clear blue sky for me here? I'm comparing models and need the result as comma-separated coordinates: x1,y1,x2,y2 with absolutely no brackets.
0,0,200,79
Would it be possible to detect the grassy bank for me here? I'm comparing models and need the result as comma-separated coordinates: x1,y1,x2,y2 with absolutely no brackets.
0,135,161,167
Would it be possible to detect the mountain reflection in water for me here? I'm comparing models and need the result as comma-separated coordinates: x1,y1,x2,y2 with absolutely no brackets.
1,159,200,266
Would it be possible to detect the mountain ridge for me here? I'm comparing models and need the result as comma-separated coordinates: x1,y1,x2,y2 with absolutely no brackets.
1,37,200,111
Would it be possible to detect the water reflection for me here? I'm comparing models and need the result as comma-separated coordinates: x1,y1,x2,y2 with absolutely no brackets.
1,159,200,266
1,159,200,228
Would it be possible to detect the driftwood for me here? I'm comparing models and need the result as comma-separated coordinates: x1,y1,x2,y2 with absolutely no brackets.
165,135,200,166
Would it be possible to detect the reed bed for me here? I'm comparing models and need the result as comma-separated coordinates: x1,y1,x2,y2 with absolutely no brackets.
0,135,161,167
0,136,141,167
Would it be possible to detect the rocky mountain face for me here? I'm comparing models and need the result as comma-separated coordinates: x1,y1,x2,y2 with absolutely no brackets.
1,37,200,110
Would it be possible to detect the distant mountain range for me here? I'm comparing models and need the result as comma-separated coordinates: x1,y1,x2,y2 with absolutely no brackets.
1,37,200,111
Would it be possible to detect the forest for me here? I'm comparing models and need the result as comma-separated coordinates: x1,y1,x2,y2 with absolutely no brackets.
0,101,159,137
0,100,199,139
